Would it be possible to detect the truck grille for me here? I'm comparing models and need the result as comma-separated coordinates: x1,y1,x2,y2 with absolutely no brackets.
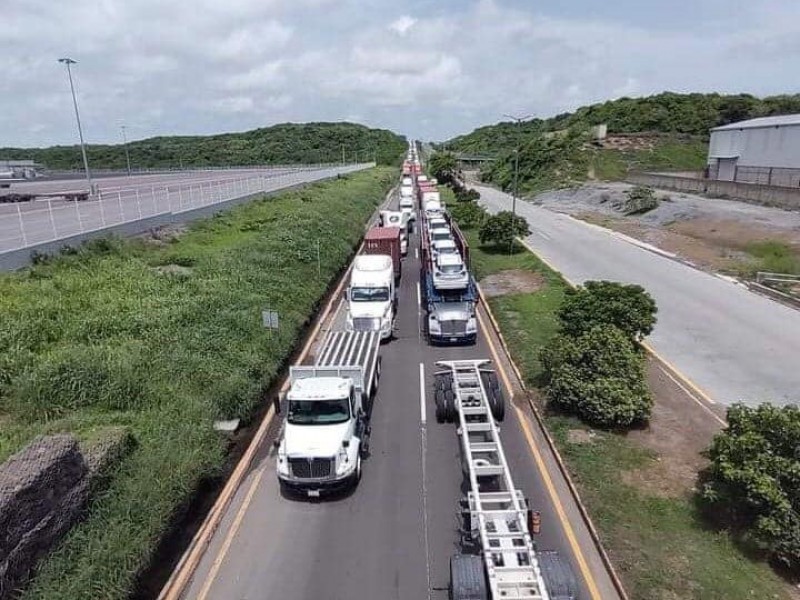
289,457,333,479
351,317,380,331
440,320,466,336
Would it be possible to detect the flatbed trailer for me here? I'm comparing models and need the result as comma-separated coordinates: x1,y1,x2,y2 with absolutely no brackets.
434,360,577,600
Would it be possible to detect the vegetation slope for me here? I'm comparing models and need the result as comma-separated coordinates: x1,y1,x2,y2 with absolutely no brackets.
0,122,406,170
0,168,395,599
444,92,800,193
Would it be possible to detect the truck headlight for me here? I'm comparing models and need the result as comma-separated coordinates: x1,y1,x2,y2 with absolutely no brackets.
276,441,290,476
466,317,477,333
336,445,355,475
429,316,441,333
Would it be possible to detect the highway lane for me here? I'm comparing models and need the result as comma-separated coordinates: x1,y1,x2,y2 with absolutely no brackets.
176,193,621,600
477,184,800,407
0,165,369,253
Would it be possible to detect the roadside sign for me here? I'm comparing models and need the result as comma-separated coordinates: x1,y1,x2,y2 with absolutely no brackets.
262,309,279,330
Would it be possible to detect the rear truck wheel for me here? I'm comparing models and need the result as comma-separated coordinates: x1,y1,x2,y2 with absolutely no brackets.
479,370,500,393
436,374,453,392
435,389,446,424
450,555,488,600
488,386,505,422
444,390,457,423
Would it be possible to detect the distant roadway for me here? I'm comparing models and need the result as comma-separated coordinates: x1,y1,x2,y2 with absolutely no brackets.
477,184,800,407
0,165,367,254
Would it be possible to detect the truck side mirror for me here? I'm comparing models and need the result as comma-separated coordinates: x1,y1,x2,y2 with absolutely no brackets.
272,439,280,449
344,290,349,301
342,439,350,448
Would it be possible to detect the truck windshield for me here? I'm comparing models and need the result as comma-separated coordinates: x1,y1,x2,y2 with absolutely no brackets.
287,398,350,425
432,231,451,241
351,287,390,302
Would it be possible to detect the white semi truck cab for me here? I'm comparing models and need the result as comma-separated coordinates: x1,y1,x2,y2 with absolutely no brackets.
346,254,396,340
276,330,381,497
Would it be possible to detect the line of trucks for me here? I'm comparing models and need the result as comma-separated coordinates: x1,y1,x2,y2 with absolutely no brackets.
273,142,576,599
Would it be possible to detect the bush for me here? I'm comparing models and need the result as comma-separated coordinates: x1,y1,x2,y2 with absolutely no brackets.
541,325,652,428
699,404,800,571
559,280,657,341
449,200,487,230
478,210,531,248
623,186,659,215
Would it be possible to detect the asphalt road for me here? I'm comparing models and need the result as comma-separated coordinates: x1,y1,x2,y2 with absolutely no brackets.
176,192,620,600
0,165,368,253
477,184,800,407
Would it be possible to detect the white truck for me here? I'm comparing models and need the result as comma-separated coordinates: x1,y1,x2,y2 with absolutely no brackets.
346,254,396,340
275,330,381,497
434,360,577,600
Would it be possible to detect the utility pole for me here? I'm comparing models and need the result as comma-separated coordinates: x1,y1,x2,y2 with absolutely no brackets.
502,113,532,253
58,57,94,195
120,125,132,176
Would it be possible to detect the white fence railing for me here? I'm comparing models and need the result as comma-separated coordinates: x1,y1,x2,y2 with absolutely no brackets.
0,164,371,254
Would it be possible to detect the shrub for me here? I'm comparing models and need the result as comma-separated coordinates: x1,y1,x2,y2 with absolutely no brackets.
449,200,487,230
541,325,652,428
699,404,800,571
559,280,657,341
623,186,659,215
478,210,531,248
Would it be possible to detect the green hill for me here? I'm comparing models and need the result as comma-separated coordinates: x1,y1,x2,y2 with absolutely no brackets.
0,122,407,170
444,92,800,193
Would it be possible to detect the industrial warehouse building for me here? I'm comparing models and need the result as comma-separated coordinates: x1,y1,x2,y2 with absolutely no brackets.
708,114,800,187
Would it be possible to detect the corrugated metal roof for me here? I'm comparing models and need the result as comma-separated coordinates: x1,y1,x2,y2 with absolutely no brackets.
712,114,800,132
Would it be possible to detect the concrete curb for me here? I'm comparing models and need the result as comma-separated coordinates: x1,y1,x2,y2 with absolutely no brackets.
475,282,631,600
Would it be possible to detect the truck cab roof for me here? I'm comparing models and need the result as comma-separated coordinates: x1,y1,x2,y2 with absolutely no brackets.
354,254,393,272
287,377,350,401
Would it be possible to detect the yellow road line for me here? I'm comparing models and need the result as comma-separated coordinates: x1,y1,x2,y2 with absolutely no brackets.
196,466,268,600
477,310,603,600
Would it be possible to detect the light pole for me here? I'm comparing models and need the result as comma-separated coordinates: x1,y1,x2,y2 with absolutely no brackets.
58,58,94,195
120,125,132,176
503,113,532,253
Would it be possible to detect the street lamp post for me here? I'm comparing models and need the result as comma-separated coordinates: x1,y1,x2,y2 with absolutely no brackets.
58,58,94,195
502,113,532,253
120,125,132,176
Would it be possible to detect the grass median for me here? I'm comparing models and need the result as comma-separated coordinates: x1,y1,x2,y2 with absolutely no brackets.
458,216,792,599
0,167,396,599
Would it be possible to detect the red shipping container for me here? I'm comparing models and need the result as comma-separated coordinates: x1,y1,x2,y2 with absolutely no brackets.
363,227,402,280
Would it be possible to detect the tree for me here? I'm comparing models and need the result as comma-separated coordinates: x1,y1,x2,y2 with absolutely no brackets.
449,200,487,230
478,211,530,248
541,325,652,428
558,280,657,341
428,152,458,185
699,404,800,571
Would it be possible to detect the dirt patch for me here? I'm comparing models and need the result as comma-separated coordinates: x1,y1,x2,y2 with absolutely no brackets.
567,429,596,445
624,357,726,498
481,270,546,297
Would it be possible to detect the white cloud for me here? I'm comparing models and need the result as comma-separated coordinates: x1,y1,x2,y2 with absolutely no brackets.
1,0,799,145
389,15,417,36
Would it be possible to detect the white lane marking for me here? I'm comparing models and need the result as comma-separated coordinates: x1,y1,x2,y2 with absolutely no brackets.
415,247,419,260
416,281,421,311
418,361,432,600
419,363,426,424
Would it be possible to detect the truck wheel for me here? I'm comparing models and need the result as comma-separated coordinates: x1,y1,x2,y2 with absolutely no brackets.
480,370,500,393
436,374,453,392
445,391,457,423
450,555,488,600
488,386,505,422
435,390,446,424
537,550,578,600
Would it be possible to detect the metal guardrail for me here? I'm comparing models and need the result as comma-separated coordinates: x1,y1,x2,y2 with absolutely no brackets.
0,164,373,254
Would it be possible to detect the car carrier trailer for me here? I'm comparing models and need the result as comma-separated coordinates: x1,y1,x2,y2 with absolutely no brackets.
434,360,578,600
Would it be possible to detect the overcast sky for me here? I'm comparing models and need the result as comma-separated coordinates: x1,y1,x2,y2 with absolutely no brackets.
2,0,799,147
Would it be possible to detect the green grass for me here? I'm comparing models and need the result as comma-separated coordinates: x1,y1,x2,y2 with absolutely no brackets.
591,139,708,181
0,167,396,599
745,240,800,275
458,206,793,599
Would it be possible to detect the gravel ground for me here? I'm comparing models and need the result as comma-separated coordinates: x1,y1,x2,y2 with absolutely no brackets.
528,182,800,232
